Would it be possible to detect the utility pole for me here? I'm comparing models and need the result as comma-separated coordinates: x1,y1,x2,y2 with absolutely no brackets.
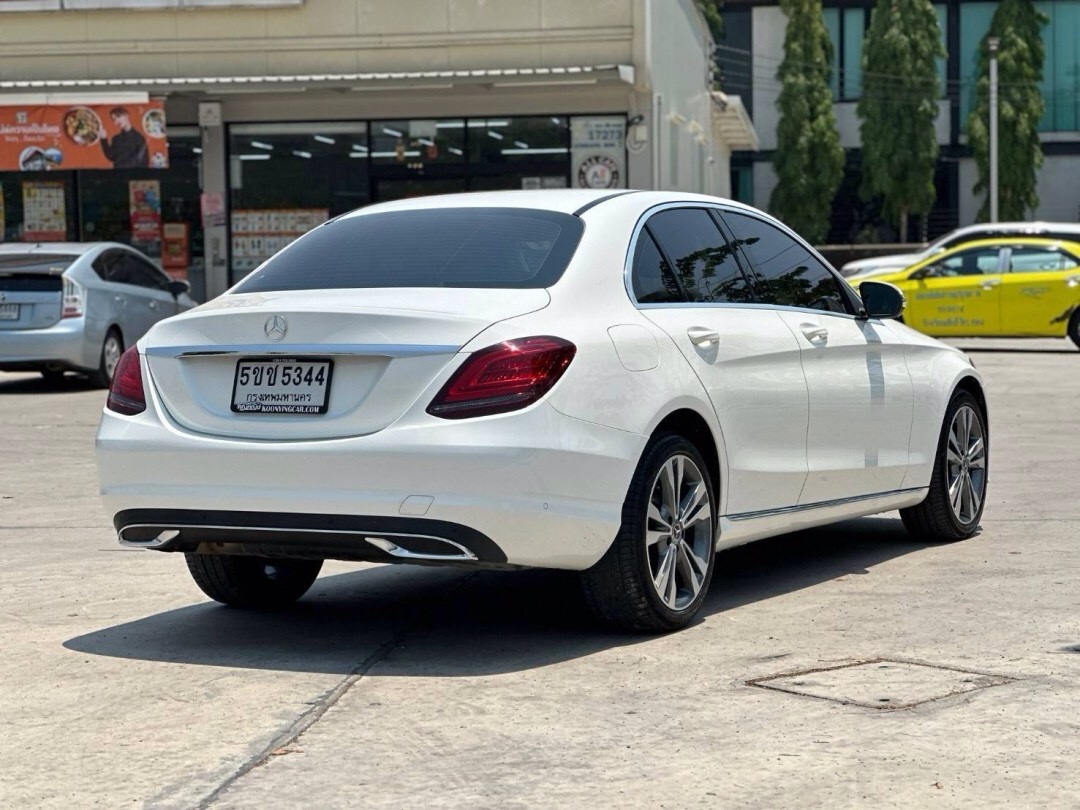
988,36,1000,223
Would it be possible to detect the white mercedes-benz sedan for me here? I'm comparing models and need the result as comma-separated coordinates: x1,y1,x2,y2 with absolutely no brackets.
96,190,989,631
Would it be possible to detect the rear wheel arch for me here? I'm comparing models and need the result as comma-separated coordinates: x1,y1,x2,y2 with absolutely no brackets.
649,408,722,507
953,375,987,431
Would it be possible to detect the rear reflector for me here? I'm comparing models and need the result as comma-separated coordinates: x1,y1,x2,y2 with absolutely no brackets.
106,347,146,416
427,336,575,419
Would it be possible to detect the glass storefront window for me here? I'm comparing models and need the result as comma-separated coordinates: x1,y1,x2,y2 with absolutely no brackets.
228,121,370,278
467,116,570,191
0,171,78,243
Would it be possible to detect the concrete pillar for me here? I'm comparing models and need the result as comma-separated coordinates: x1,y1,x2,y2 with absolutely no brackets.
199,107,229,300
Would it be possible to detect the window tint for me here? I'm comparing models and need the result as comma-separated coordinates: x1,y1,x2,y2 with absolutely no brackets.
1008,247,1080,273
234,208,584,292
94,250,136,285
127,255,171,291
644,208,755,303
631,231,683,303
923,247,1000,277
723,212,848,313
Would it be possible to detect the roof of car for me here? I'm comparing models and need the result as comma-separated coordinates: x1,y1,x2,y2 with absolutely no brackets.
0,241,120,257
937,236,1080,252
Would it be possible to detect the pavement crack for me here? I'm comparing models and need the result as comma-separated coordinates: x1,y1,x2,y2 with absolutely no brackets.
190,570,480,810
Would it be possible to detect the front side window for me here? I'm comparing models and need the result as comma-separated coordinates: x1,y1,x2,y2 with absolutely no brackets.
922,247,1001,277
643,208,756,304
233,208,583,293
1008,247,1080,273
722,212,849,313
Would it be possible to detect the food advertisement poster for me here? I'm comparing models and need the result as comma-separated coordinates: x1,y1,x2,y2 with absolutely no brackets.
129,179,162,255
162,222,190,278
570,116,626,190
21,181,66,241
0,101,168,171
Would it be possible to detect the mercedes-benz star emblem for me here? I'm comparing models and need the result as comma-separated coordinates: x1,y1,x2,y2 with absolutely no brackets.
264,314,288,342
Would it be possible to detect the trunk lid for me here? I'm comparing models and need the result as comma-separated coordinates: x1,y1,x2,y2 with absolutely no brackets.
143,288,549,440
0,256,70,330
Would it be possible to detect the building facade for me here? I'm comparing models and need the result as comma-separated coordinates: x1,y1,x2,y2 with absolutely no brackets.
719,0,1080,244
0,0,757,298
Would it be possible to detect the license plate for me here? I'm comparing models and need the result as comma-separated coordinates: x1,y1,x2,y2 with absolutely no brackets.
231,358,333,415
0,304,18,320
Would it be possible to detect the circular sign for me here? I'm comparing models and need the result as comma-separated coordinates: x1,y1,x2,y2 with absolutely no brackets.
577,154,620,189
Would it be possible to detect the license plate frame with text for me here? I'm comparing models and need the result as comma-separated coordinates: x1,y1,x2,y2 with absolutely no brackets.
231,357,334,415
0,304,19,320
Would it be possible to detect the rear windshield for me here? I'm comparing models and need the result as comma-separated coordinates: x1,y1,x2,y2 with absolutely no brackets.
233,207,584,293
0,255,75,291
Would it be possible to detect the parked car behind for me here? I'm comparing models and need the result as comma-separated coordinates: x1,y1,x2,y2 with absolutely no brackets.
0,242,196,385
864,236,1080,347
841,221,1080,279
97,190,988,632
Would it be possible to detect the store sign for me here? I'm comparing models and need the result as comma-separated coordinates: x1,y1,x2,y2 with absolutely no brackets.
162,223,190,279
0,101,168,172
129,179,162,256
570,116,626,190
21,181,66,242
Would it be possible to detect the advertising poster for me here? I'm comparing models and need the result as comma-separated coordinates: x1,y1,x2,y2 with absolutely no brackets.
200,192,226,229
570,116,626,190
129,179,162,256
161,222,190,279
0,101,168,172
21,181,66,241
0,182,5,242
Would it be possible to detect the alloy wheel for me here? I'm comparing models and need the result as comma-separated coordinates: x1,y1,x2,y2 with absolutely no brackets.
946,404,986,525
103,334,123,381
645,454,713,611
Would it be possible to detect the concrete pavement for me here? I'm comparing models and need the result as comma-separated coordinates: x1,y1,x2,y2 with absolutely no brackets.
2,337,1078,808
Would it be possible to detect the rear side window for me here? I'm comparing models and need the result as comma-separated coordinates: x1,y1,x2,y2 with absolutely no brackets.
234,208,584,292
631,231,683,303
1008,246,1080,273
641,208,756,304
723,212,849,314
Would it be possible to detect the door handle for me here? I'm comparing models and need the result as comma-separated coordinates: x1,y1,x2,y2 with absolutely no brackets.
687,327,719,347
148,301,158,310
1066,275,1080,288
114,295,125,305
980,279,1001,290
800,323,829,343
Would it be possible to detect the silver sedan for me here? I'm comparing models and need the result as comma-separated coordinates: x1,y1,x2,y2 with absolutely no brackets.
0,242,197,386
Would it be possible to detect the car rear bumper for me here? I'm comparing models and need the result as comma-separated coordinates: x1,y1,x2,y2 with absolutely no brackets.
97,399,646,571
0,317,96,371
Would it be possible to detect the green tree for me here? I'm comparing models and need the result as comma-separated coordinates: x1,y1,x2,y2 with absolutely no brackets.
770,0,844,243
696,0,724,87
857,0,944,242
966,0,1047,221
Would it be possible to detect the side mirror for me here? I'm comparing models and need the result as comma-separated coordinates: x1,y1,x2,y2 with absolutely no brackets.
168,279,191,298
909,267,931,280
859,280,905,320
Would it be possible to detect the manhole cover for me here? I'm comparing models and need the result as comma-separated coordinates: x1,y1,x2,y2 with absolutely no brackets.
747,659,1015,710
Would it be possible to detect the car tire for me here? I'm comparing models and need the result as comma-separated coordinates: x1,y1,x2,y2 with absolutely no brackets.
901,390,988,542
1067,310,1080,350
185,553,323,608
581,433,716,632
89,328,123,389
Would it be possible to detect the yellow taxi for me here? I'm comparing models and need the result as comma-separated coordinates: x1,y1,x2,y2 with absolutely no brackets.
864,237,1080,348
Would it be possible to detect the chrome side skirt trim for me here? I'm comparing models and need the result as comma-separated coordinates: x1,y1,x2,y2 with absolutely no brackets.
726,487,927,522
144,343,459,359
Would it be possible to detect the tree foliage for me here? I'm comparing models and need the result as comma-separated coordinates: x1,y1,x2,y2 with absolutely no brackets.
857,0,944,241
966,0,1047,221
770,0,844,243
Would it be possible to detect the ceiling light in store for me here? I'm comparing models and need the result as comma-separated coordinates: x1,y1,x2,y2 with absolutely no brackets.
349,153,367,159
500,147,569,155
435,121,465,129
238,154,271,161
370,151,421,158
192,147,203,154
514,141,528,149
292,150,313,159
381,127,404,138
448,147,464,156
313,135,336,144
550,117,563,126
487,131,504,141
467,120,509,128
250,141,274,150
352,144,368,152
417,138,435,147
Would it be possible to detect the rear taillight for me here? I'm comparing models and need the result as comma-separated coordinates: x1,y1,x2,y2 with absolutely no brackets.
106,347,146,416
427,336,576,419
62,277,84,319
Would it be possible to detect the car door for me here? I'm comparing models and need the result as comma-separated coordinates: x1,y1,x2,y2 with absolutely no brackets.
118,251,177,340
901,246,1005,335
721,210,914,505
630,206,810,515
998,244,1080,336
128,253,181,324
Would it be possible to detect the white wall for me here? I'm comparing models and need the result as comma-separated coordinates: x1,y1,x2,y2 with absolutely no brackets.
961,155,1080,224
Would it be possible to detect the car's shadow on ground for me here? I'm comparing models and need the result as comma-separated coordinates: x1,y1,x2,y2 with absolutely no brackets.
0,373,101,394
64,515,942,676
